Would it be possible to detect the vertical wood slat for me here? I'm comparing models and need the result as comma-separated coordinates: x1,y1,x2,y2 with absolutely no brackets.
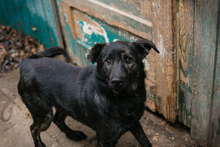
55,0,79,64
178,0,194,128
9,0,21,32
151,0,176,123
33,0,52,47
16,0,34,37
208,1,220,145
0,1,7,25
3,0,16,29
41,0,61,47
191,0,219,144
11,0,25,34
25,0,43,43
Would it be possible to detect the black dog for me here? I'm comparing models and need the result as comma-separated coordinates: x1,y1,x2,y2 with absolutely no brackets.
17,39,159,147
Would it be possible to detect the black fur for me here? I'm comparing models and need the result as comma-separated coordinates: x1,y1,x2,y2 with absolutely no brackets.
17,39,159,147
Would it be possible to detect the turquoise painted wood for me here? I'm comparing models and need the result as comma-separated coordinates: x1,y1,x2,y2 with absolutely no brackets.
0,0,61,48
26,0,42,42
4,0,16,29
42,0,61,46
17,0,34,37
0,0,9,26
33,0,52,47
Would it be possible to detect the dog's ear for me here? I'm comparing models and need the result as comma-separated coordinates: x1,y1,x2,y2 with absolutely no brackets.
131,39,159,58
87,43,106,63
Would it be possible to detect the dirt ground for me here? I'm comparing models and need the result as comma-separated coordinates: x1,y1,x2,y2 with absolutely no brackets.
0,68,202,147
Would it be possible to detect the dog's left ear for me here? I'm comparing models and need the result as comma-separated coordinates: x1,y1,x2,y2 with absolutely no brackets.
131,39,159,58
87,43,106,63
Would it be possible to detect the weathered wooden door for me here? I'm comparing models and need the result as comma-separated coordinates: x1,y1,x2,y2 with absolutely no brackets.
177,0,220,145
56,0,176,122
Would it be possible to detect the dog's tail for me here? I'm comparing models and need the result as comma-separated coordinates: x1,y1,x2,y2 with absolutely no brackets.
28,47,72,63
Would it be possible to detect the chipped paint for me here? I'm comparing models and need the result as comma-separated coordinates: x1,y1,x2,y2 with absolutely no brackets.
157,33,167,74
64,13,68,23
157,33,166,59
143,58,150,71
77,20,109,43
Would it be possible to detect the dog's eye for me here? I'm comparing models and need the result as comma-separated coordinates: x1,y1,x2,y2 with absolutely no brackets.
106,59,112,65
126,58,132,64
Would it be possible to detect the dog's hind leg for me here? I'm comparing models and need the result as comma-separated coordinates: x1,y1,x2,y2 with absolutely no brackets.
21,93,53,147
53,108,87,141
30,111,53,147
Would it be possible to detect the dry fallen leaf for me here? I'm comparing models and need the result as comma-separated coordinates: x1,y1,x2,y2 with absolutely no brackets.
0,47,7,64
152,135,159,142
0,24,44,74
160,120,166,126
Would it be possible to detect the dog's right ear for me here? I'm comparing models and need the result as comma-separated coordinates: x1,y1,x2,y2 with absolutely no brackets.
131,39,159,59
87,43,106,63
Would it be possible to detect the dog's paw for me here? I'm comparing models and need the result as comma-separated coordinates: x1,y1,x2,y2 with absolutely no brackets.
66,131,87,141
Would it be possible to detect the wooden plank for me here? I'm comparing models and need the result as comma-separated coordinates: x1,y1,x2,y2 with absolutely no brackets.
26,0,43,42
4,0,16,29
178,0,194,127
1,0,11,26
11,0,25,34
191,0,219,144
9,0,22,33
16,0,35,37
208,2,220,145
56,1,79,64
33,0,52,48
0,2,6,24
41,0,61,47
150,0,176,122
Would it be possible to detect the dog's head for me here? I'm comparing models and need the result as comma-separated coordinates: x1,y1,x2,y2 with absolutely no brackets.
87,39,159,92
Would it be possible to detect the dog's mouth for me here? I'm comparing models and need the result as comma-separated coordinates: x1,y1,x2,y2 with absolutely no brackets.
109,84,126,94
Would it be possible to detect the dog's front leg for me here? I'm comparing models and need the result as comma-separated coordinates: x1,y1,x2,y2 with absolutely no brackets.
96,133,118,147
130,122,152,147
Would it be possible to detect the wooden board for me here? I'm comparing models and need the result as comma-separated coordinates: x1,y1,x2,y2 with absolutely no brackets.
16,0,34,37
151,0,176,123
191,0,219,144
178,0,194,128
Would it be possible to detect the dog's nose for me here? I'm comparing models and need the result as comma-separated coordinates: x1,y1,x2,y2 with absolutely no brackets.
112,78,123,88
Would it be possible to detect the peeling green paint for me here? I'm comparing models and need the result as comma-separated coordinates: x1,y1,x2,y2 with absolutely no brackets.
73,15,139,66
